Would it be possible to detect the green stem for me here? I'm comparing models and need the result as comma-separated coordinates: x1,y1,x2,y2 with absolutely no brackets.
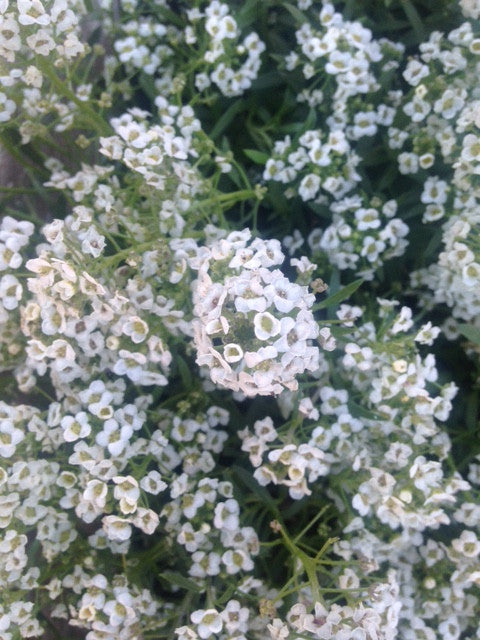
231,158,253,192
35,56,112,137
275,522,323,604
294,504,329,542
314,537,339,562
216,189,258,205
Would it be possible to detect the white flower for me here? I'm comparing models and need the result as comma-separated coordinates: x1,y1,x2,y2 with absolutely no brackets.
95,419,133,456
414,322,441,345
132,507,159,534
461,133,480,162
83,479,108,511
112,350,148,383
223,343,244,363
391,306,413,334
0,92,15,122
0,420,24,457
462,261,480,287
351,111,377,138
354,208,380,230
222,549,254,574
122,316,149,343
0,274,22,310
253,311,281,340
403,59,429,85
264,280,303,313
102,515,132,542
267,618,289,639
17,0,50,26
80,226,106,257
421,177,448,204
298,173,321,201
140,470,167,495
61,412,91,442
361,236,386,262
190,609,223,639
214,499,239,531
103,592,136,627
451,530,480,558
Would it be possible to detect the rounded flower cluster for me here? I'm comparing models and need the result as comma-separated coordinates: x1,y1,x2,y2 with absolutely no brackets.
192,229,324,396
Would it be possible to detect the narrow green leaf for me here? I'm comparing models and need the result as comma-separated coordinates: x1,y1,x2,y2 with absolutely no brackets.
282,1,308,24
159,571,202,593
176,355,193,389
236,0,261,28
314,279,364,310
208,100,246,141
377,164,398,191
348,400,385,421
399,0,425,41
231,465,279,516
424,226,442,258
458,324,480,346
304,107,316,132
250,72,283,90
243,149,269,164
216,582,238,605
138,74,157,101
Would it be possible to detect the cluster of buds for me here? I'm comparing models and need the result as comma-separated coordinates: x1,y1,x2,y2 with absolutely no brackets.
192,229,327,396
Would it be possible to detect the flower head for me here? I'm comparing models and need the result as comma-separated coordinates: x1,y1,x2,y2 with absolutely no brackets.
192,230,323,396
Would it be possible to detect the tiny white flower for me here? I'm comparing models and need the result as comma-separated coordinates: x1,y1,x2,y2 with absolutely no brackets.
223,343,244,363
253,311,281,341
190,609,223,639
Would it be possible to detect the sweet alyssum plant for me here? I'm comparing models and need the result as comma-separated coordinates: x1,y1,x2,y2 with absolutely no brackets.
0,1,480,639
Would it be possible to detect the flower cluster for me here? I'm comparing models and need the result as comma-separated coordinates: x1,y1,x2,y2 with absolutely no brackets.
0,0,92,140
262,2,403,210
263,127,361,202
268,574,401,640
283,2,403,105
239,416,330,499
0,216,35,370
100,102,206,207
384,17,480,334
111,0,265,98
412,208,480,330
193,228,331,396
308,194,409,279
48,567,160,639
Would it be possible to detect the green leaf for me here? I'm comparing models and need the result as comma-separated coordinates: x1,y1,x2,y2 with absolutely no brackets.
458,324,480,346
243,149,269,164
176,354,193,389
231,465,280,517
314,279,364,311
424,226,443,258
138,74,157,101
159,571,202,593
377,164,398,191
237,0,262,28
399,0,425,41
348,400,385,421
250,72,283,90
216,582,238,605
208,100,246,141
304,107,316,132
282,1,308,24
